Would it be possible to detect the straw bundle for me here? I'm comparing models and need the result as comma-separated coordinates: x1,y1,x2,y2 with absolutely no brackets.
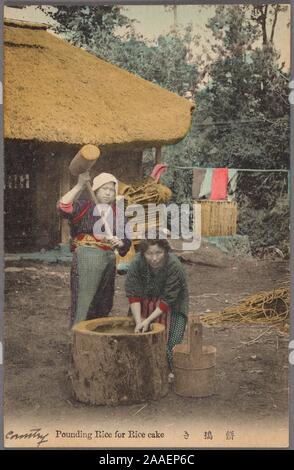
201,286,289,326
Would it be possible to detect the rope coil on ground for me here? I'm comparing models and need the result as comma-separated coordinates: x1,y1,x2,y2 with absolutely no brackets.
200,286,289,326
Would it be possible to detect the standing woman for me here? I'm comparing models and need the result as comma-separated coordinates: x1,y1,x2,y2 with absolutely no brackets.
125,239,189,376
58,171,131,326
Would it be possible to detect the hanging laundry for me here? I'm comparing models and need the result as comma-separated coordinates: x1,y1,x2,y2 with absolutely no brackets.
228,169,238,201
194,167,238,200
199,168,213,199
210,168,229,200
192,168,207,199
150,163,168,182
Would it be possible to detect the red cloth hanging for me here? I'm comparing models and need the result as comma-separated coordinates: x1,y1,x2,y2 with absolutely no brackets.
150,163,168,182
210,168,229,200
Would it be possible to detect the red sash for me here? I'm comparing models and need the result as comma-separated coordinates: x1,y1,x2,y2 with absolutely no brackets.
72,201,92,224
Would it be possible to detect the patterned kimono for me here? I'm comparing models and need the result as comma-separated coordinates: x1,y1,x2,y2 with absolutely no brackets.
58,198,131,326
125,252,189,370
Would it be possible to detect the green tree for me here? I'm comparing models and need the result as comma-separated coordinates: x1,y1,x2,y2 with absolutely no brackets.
162,5,290,255
110,28,198,95
39,5,133,50
184,5,290,169
40,5,198,95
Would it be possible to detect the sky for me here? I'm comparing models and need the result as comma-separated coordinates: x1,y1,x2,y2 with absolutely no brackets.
4,4,291,70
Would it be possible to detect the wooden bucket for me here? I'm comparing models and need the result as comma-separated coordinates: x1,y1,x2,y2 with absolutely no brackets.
173,316,216,398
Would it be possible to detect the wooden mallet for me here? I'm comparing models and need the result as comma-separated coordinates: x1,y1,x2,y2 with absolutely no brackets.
69,144,101,205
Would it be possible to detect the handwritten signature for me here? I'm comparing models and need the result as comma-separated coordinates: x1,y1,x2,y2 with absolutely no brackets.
6,428,49,447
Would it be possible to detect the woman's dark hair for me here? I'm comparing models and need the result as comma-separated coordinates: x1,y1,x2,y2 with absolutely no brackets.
138,238,171,255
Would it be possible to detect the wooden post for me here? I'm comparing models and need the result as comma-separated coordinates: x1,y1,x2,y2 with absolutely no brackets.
155,146,162,164
60,156,71,244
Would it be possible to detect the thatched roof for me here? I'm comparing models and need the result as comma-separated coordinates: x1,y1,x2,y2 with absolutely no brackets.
4,19,195,149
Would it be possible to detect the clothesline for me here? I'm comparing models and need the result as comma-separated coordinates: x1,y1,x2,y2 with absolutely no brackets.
185,167,290,201
192,118,289,128
172,166,289,173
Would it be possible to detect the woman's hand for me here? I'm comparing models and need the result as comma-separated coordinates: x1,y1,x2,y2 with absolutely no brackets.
134,322,143,334
60,171,90,204
135,319,150,333
141,318,150,333
110,236,124,249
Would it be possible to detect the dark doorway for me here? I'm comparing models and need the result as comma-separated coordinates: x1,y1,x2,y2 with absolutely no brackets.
4,153,37,252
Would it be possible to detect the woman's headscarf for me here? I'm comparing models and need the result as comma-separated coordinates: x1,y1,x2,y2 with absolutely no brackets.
92,172,118,195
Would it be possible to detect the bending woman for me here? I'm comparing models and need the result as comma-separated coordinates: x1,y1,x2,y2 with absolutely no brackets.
125,239,189,373
58,171,131,326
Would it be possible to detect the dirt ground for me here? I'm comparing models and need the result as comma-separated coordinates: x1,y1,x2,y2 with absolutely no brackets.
4,243,289,446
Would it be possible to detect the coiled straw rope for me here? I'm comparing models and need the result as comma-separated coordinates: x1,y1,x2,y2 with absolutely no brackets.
201,285,289,326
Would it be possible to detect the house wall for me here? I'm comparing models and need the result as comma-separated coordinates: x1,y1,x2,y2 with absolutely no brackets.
90,148,143,183
4,140,143,251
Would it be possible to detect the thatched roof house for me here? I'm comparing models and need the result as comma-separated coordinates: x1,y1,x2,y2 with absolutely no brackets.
4,18,194,251
4,18,194,149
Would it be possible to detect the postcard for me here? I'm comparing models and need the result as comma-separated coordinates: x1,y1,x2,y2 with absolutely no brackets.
2,2,292,449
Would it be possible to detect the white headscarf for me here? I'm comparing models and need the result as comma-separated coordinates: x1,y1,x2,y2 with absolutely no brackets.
92,172,118,194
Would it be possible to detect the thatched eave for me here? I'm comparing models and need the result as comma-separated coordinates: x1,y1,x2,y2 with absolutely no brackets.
4,19,195,150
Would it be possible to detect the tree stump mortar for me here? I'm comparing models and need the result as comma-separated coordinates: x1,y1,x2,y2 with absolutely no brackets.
70,316,169,405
